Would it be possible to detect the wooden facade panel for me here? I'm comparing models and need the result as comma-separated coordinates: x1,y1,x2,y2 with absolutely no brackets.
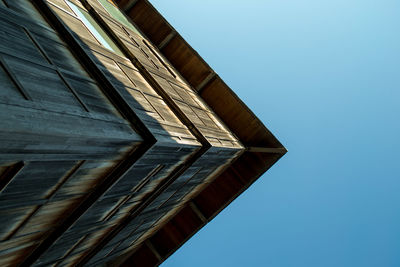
174,101,205,126
117,62,158,96
0,229,37,257
3,0,52,28
100,14,131,40
89,49,124,73
0,102,139,142
132,40,172,77
0,21,48,66
1,154,135,267
166,81,241,146
192,106,219,129
21,197,84,232
50,3,101,45
0,63,23,100
0,133,134,162
0,4,125,120
0,161,79,264
147,123,196,143
167,82,201,108
0,207,34,241
127,42,164,72
121,88,159,114
145,72,241,148
63,75,120,115
76,40,196,142
120,37,140,52
5,56,86,111
122,34,178,81
32,33,90,77
151,75,183,101
88,51,195,142
49,160,117,199
0,244,37,267
34,144,198,266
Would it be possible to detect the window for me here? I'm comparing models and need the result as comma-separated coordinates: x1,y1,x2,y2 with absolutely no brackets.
66,0,124,57
97,0,141,35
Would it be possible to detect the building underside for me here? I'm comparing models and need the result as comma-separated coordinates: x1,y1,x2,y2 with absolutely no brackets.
0,0,286,266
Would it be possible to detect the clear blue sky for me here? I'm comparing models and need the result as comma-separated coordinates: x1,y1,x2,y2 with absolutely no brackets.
150,1,400,266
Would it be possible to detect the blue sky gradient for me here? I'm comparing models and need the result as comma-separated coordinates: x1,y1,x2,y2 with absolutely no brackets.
150,1,400,266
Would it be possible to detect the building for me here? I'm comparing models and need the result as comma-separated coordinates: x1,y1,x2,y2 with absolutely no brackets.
0,0,286,266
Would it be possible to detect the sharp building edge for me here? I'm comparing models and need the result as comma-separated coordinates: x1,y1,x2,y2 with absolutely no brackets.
0,0,285,266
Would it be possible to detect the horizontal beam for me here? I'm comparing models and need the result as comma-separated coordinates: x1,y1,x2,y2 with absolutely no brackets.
188,201,207,223
158,30,176,50
196,71,216,93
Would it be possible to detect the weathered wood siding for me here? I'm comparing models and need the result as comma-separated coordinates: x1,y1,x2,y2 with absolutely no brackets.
33,1,243,266
85,0,241,149
0,0,246,266
46,0,197,145
0,1,142,266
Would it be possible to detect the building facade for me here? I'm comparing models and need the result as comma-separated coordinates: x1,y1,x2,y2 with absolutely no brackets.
0,0,285,266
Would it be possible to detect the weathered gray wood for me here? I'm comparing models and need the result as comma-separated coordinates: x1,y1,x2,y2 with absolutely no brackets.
0,1,245,266
33,143,199,266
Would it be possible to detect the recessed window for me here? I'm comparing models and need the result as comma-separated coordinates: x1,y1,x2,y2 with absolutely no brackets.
98,0,141,35
66,0,124,57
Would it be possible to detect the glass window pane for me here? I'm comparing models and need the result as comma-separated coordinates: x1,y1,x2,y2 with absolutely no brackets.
66,0,124,57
